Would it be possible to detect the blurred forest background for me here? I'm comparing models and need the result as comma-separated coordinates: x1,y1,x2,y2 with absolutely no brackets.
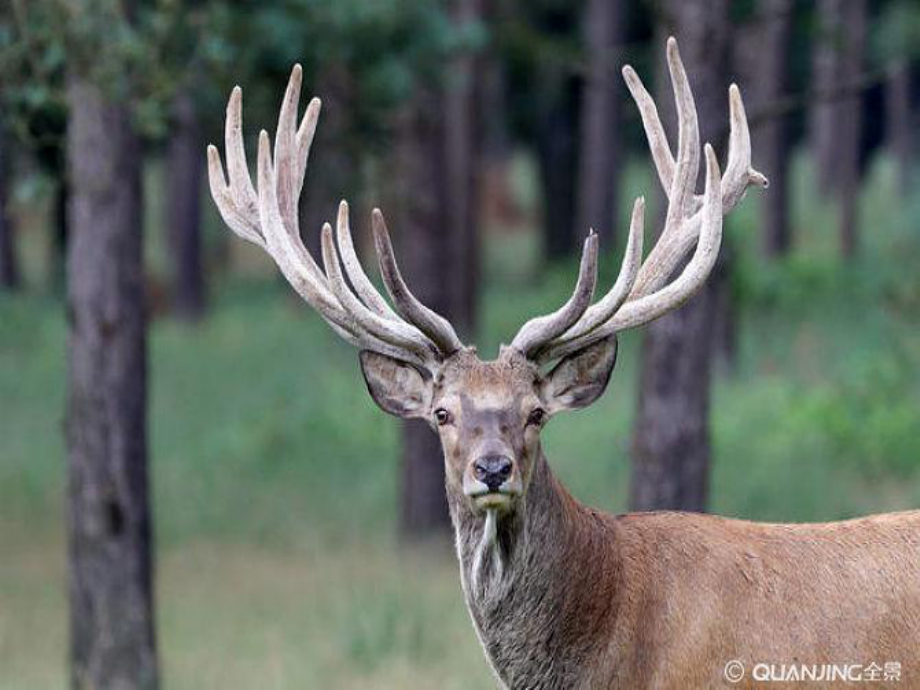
2,0,920,688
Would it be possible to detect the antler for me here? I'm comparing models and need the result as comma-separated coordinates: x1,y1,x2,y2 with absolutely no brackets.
207,65,464,370
511,37,768,363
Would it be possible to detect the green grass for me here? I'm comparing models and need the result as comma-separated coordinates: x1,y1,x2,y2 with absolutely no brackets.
1,153,919,688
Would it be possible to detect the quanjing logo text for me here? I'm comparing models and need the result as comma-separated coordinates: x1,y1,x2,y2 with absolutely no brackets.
724,660,902,684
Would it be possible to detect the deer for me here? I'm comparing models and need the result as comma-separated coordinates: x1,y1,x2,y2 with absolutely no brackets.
207,38,920,689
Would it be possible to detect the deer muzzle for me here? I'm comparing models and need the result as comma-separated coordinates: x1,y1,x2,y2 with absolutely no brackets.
464,451,522,510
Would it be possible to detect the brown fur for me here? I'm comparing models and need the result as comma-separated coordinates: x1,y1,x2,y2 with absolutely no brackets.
362,346,920,689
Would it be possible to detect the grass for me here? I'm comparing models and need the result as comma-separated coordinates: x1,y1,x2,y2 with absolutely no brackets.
1,153,919,688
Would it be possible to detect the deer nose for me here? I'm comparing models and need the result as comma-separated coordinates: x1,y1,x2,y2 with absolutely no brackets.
473,455,513,491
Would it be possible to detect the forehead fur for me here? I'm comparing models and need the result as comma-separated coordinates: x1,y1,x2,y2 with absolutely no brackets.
435,346,539,399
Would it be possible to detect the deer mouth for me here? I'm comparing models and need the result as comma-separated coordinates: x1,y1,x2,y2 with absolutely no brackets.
466,483,521,511
472,492,514,509
463,470,522,510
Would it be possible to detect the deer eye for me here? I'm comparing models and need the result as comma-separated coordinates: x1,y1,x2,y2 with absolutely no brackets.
527,408,546,427
434,408,452,426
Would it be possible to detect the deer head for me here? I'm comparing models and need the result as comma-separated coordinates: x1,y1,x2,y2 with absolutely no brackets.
362,341,618,518
207,37,765,524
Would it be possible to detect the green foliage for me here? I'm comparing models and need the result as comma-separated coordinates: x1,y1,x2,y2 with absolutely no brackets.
225,0,479,150
726,154,920,495
1,0,175,141
494,0,584,143
0,1,68,153
0,0,476,149
873,0,920,64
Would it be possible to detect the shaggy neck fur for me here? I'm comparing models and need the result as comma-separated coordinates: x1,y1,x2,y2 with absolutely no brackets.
447,450,623,689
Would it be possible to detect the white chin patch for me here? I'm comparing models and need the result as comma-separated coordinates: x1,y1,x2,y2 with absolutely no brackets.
471,508,503,597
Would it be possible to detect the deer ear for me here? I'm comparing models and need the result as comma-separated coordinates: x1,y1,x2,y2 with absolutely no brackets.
359,351,433,419
540,336,617,412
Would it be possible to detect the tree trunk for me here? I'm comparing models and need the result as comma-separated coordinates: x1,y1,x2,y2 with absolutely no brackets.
754,0,793,257
809,0,844,198
885,60,913,197
630,1,730,513
576,0,624,250
393,92,453,538
442,0,483,337
0,126,18,290
165,89,205,320
837,0,866,259
65,73,158,690
480,36,509,162
536,69,579,261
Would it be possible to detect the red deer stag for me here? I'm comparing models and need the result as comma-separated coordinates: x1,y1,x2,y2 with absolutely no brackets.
207,38,920,689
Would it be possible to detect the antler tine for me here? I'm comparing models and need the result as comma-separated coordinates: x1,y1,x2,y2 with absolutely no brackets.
542,145,723,363
274,64,306,238
255,131,354,329
630,36,700,299
320,221,436,359
207,87,264,248
510,232,599,358
665,36,700,215
208,144,262,248
372,209,465,355
535,197,645,359
335,201,400,320
295,95,321,196
622,63,674,193
225,87,260,221
722,84,769,211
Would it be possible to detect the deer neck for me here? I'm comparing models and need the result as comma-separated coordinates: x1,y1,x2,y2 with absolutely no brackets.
447,450,622,688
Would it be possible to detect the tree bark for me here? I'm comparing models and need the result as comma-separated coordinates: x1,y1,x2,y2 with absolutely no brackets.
65,73,158,690
837,0,866,259
629,1,730,513
442,0,484,336
536,68,579,261
809,0,845,198
753,0,794,257
0,126,18,290
885,60,913,197
576,0,624,250
165,89,205,320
